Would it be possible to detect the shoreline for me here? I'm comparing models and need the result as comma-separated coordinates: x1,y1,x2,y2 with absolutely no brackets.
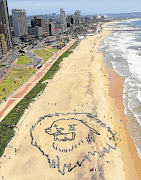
106,67,141,180
99,24,141,179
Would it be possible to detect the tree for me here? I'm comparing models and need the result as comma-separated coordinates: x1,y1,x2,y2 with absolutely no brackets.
2,88,6,99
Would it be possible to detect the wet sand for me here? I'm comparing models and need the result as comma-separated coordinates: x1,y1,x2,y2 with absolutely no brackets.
106,68,141,180
0,24,140,180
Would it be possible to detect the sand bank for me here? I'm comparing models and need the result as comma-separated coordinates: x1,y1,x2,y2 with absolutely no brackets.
0,24,140,180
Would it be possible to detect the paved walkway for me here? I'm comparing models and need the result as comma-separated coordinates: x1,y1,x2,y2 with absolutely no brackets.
0,40,76,121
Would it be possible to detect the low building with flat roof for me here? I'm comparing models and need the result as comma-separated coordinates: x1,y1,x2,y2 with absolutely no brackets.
28,26,43,38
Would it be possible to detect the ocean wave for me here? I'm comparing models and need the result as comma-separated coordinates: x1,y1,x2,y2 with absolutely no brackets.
100,20,141,159
137,91,141,102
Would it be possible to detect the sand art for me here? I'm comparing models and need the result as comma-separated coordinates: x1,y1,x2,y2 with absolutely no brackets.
30,113,117,175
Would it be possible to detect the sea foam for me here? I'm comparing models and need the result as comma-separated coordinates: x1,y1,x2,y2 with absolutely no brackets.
100,20,141,159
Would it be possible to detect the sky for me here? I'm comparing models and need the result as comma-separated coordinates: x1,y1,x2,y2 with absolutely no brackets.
7,0,141,16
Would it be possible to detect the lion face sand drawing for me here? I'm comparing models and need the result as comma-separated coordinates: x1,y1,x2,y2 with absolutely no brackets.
30,113,117,175
44,118,99,152
45,120,77,142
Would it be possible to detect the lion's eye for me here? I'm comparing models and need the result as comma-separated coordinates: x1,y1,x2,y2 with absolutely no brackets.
68,124,78,131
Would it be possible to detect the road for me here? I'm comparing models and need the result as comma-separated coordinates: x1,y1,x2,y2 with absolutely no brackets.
0,41,46,82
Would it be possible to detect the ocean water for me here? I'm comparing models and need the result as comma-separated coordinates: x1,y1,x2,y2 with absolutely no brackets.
99,19,141,159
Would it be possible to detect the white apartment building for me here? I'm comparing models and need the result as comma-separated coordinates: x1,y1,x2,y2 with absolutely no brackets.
75,10,81,26
12,9,27,37
60,8,67,32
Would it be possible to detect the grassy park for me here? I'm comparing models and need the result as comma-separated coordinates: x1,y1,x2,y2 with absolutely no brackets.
0,67,36,103
34,49,53,62
17,55,32,65
0,41,78,158
48,48,59,53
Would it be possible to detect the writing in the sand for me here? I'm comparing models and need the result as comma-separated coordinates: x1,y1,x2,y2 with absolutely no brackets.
30,113,117,175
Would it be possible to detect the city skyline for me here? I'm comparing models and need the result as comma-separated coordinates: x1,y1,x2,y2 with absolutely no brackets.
7,0,141,16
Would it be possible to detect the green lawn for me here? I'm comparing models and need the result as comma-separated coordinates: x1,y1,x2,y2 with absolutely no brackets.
48,48,59,53
0,67,36,103
34,49,53,62
17,55,32,65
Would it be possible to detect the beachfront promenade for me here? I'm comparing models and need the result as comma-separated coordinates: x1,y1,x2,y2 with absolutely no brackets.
0,40,76,121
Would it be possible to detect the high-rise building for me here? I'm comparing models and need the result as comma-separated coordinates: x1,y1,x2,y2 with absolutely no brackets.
9,15,13,28
31,17,46,33
74,10,81,26
60,8,66,25
85,17,91,24
46,18,55,35
12,9,27,37
9,15,14,37
60,8,67,32
67,15,75,25
0,0,12,50
66,15,76,28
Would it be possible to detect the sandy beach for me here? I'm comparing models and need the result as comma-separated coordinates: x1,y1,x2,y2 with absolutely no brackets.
0,24,141,180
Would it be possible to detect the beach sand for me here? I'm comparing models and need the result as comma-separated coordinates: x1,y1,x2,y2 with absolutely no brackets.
0,24,140,180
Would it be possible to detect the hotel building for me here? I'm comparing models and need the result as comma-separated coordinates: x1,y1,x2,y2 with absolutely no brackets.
12,9,28,37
